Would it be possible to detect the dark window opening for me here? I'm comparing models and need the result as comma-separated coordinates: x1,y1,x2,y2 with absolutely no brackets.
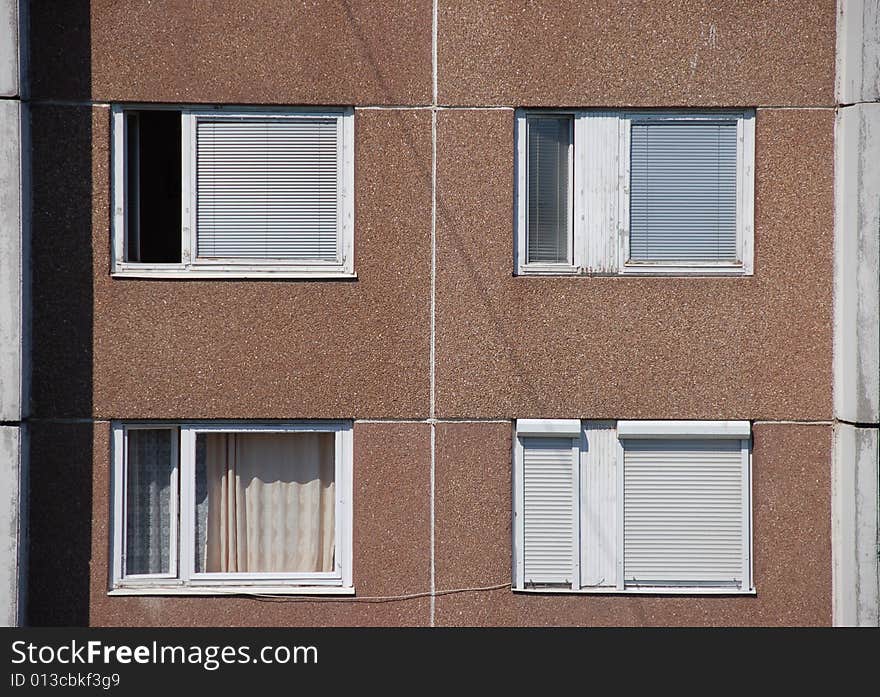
125,110,182,263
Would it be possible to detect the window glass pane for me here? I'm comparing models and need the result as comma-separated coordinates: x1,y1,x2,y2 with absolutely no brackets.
630,121,738,262
125,110,182,263
125,429,174,575
196,118,339,260
195,432,336,574
527,116,571,264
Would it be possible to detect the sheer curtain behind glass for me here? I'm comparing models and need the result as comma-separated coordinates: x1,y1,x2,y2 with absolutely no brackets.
125,429,173,575
196,432,335,574
527,116,571,263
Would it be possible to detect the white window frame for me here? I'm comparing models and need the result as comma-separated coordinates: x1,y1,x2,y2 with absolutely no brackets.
513,419,754,595
111,105,355,279
514,110,755,277
110,421,354,596
514,114,578,274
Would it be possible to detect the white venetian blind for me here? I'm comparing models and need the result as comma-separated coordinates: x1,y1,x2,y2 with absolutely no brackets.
521,437,575,585
630,121,738,262
196,117,339,260
623,438,744,587
526,116,571,264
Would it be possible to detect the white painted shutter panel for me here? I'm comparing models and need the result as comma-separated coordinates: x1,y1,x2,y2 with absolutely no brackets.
580,422,618,587
196,117,339,260
521,437,576,585
623,438,744,587
629,121,738,262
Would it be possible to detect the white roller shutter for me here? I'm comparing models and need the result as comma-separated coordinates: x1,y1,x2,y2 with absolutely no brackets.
622,438,746,588
196,117,339,260
520,436,577,586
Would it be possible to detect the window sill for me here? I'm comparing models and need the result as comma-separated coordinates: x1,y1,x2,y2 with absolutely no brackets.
513,587,756,596
110,267,357,281
516,264,581,276
108,586,355,597
515,267,753,278
619,264,751,277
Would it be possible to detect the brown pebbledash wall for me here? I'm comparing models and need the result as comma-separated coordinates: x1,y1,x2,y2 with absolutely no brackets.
434,422,832,626
32,1,434,105
26,1,839,627
435,108,834,420
85,422,432,627
33,420,830,627
88,107,433,420
438,1,836,107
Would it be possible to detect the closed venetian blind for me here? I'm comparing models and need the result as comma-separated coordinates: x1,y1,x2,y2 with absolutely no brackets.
196,117,339,260
623,438,744,587
630,121,738,262
521,437,576,585
527,116,571,264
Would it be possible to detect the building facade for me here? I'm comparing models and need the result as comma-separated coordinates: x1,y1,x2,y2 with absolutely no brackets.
6,1,878,626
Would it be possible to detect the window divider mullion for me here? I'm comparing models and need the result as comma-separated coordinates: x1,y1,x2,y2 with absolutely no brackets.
741,437,752,591
616,435,625,590
617,113,631,274
566,114,576,269
571,433,581,591
512,433,525,590
178,427,195,583
180,112,195,267
168,428,180,580
112,425,126,587
572,113,586,272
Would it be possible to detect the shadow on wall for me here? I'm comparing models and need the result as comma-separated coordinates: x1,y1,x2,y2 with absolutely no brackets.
27,0,94,626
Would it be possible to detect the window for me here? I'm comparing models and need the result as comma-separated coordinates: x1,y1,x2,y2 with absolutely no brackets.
111,106,354,278
513,419,753,593
111,422,353,594
515,110,755,275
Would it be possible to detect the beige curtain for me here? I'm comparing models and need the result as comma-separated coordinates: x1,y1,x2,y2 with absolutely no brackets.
203,432,335,573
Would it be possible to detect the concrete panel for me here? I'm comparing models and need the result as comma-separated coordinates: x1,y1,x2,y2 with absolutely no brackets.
76,421,431,627
0,426,24,626
435,422,833,626
833,423,879,626
0,100,22,422
32,1,432,105
835,103,880,423
85,107,432,419
836,0,880,104
0,0,18,96
438,1,836,107
435,108,834,420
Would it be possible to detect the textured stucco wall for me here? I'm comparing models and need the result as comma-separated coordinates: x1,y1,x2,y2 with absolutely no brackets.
438,0,836,106
24,1,842,627
32,1,433,105
27,422,431,626
435,422,832,626
28,106,433,420
435,108,834,420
